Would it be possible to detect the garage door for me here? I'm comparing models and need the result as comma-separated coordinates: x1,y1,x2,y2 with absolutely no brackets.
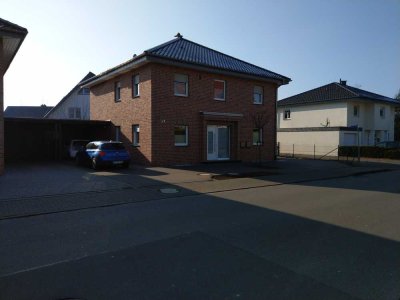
342,133,357,146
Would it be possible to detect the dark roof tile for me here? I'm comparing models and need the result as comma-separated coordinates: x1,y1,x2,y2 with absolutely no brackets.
278,82,399,106
4,105,54,118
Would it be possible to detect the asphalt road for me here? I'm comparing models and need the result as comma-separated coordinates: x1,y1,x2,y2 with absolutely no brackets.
0,169,399,300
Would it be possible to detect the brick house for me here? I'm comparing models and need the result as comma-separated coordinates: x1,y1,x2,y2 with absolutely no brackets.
83,34,290,165
0,18,27,174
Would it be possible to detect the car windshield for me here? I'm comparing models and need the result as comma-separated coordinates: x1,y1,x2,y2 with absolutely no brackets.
100,143,126,150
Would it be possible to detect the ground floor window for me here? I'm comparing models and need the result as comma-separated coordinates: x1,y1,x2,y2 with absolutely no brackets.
132,124,140,146
115,126,121,141
174,125,188,146
253,128,263,146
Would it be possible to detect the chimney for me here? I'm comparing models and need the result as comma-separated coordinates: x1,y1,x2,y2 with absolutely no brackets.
339,79,347,86
175,32,183,38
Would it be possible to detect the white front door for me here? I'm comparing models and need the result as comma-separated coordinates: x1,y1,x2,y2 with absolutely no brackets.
207,125,230,160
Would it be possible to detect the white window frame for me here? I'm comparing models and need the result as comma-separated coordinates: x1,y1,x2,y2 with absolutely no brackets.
68,107,81,119
132,124,140,146
174,125,188,146
284,110,291,120
174,74,188,97
213,80,226,101
253,86,263,104
133,75,140,97
252,128,263,146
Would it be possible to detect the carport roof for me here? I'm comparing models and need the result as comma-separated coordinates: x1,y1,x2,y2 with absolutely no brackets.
4,105,54,118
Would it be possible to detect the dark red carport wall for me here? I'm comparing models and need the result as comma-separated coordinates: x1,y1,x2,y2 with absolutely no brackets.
0,18,28,174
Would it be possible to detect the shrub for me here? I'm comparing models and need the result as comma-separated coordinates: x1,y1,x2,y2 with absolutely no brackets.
338,146,399,159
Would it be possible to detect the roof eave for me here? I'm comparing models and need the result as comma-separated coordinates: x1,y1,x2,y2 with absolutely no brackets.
0,28,28,74
148,55,290,85
81,56,149,88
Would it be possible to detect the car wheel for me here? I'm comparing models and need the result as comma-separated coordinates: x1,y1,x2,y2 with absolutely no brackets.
91,158,98,170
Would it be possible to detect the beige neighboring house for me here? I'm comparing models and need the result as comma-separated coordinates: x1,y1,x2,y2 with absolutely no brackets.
0,18,27,174
45,72,95,120
277,80,399,156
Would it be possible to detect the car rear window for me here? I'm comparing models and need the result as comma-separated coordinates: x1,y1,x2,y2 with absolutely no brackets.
100,143,126,150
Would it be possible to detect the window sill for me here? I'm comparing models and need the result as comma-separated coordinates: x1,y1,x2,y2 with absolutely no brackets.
175,144,188,147
174,94,188,97
253,102,263,105
214,98,226,101
132,95,140,99
283,118,291,120
132,144,140,147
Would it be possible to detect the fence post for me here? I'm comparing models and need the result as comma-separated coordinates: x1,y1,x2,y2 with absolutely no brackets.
292,144,294,158
313,144,316,160
337,145,340,161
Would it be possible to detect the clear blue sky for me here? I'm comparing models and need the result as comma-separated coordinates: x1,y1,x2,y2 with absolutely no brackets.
2,0,399,108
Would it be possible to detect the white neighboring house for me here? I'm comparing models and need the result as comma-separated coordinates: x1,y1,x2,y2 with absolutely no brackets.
277,80,399,156
45,72,95,120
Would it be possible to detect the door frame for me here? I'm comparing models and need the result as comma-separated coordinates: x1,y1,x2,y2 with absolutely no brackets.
207,125,230,161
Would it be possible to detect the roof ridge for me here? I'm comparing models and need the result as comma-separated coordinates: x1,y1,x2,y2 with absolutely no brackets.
144,37,181,53
279,82,338,102
171,37,291,81
333,82,360,97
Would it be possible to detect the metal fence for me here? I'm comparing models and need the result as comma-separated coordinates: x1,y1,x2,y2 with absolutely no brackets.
277,143,339,160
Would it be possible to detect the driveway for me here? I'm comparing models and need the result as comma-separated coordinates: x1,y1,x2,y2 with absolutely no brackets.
0,159,399,299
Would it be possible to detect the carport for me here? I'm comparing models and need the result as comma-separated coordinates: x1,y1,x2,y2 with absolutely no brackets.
4,118,112,162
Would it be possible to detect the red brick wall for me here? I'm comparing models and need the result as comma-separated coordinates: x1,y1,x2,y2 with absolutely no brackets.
151,64,278,165
90,63,279,166
90,65,152,164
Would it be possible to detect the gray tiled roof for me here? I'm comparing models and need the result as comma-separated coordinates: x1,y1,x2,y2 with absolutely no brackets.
83,35,290,86
278,82,399,106
0,18,28,35
145,36,290,82
4,105,54,118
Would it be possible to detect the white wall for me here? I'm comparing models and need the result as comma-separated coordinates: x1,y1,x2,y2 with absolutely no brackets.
277,102,348,128
277,130,340,156
46,89,90,120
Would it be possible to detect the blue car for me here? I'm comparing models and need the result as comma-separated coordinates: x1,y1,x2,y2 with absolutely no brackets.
76,141,131,170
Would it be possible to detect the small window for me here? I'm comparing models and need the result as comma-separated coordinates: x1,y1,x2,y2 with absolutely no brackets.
353,105,359,117
132,125,140,146
253,86,263,104
132,75,140,97
78,88,90,95
115,126,121,141
68,107,81,119
174,125,188,146
114,81,121,102
252,128,263,146
380,107,385,118
214,80,226,100
284,110,291,120
174,74,188,96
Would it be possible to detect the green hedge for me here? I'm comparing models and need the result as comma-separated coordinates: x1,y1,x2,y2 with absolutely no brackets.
339,146,400,159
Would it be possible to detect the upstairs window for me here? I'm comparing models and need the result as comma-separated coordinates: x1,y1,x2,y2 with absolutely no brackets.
68,107,81,119
284,110,291,120
353,105,359,117
78,87,90,95
253,86,263,104
114,81,121,102
380,107,385,118
214,80,226,100
132,75,140,97
132,125,140,146
252,128,263,146
174,74,188,96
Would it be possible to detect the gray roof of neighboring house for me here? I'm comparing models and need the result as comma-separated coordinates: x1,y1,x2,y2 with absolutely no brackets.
82,35,291,87
4,105,54,118
44,72,95,118
278,82,399,107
